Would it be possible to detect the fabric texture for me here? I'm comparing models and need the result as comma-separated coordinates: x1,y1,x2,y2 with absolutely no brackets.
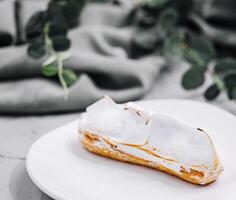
0,0,235,114
0,0,165,114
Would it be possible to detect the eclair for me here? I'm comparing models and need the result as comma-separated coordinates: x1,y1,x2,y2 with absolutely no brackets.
78,96,223,185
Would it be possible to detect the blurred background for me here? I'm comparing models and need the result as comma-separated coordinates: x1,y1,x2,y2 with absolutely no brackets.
0,0,235,114
0,1,236,199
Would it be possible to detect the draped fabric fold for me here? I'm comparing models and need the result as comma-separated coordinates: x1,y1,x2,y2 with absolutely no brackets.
0,0,235,114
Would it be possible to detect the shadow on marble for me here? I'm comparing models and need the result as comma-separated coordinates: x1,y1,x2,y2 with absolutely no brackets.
9,161,53,200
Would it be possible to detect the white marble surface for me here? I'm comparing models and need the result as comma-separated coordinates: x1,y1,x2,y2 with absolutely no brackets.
1,64,236,200
0,113,78,200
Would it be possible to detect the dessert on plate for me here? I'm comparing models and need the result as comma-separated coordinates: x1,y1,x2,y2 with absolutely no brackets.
78,96,223,185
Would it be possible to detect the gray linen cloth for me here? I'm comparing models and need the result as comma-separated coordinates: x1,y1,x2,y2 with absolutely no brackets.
0,0,235,114
0,0,165,114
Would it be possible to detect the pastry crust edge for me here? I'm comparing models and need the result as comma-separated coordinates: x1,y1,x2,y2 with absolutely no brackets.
80,132,223,185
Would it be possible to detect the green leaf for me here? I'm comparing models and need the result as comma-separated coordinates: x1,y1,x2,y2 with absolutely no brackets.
223,74,236,100
47,3,66,25
48,0,86,29
135,6,157,27
215,58,236,75
52,36,71,52
27,37,45,59
166,0,194,20
42,65,58,77
147,0,169,7
62,69,77,86
163,30,185,56
184,34,215,67
159,8,178,32
181,67,205,89
204,84,221,100
228,86,236,100
130,1,167,57
62,0,84,28
223,74,236,88
49,23,68,38
25,11,46,41
131,4,160,52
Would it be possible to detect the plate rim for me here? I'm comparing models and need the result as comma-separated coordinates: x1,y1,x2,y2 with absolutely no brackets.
26,99,236,200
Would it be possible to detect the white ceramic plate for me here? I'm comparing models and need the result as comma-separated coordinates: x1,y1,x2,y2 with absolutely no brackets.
26,100,236,200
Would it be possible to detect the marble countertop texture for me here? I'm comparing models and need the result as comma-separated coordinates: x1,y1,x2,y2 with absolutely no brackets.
1,66,235,200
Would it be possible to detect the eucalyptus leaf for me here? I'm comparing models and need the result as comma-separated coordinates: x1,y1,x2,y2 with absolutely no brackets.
62,69,77,86
224,74,236,88
26,11,47,41
27,37,45,59
134,5,157,28
52,36,71,51
163,30,185,56
24,0,85,97
166,0,193,20
215,58,236,75
147,0,169,7
131,5,161,57
47,3,66,25
224,73,236,100
228,86,236,100
184,34,214,67
183,48,205,68
42,65,58,77
62,0,82,28
204,84,220,100
49,23,68,37
159,8,178,32
49,0,86,28
188,36,214,60
182,67,205,89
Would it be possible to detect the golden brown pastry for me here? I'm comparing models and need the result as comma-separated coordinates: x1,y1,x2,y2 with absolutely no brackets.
79,96,223,185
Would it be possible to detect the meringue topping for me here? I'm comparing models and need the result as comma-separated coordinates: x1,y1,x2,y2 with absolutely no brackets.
79,96,223,184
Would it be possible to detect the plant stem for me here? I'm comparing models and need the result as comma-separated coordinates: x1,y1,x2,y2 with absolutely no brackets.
185,48,205,67
213,74,225,90
44,22,69,100
44,23,54,55
57,55,69,100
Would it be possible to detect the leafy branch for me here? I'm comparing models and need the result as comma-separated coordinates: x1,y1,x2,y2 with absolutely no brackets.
131,0,236,101
26,0,86,99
